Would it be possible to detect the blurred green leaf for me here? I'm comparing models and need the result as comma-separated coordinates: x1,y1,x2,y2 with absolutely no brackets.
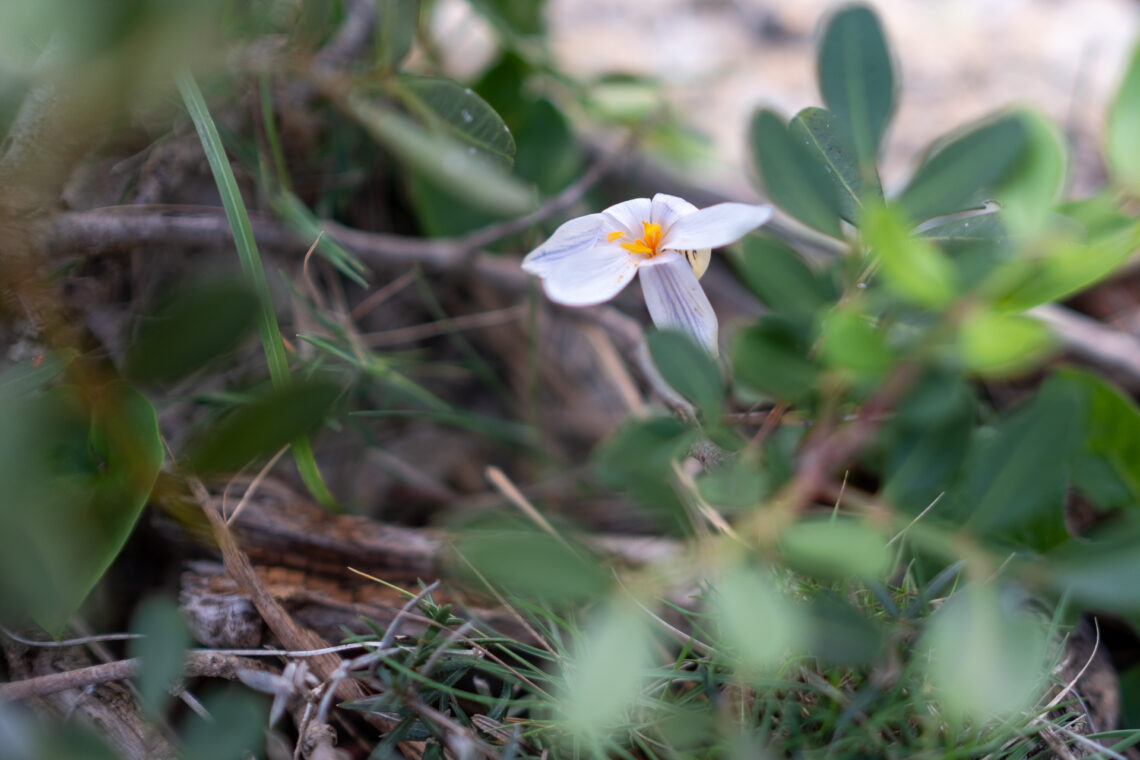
805,596,883,666
125,280,258,386
1049,368,1140,505
469,0,546,36
897,114,1027,222
731,317,819,401
376,0,417,71
584,74,662,125
513,97,582,195
129,596,191,718
779,518,891,580
455,518,607,603
919,212,1011,289
712,566,803,670
960,378,1081,550
594,417,695,519
749,108,843,236
1106,40,1140,194
0,350,75,398
399,75,516,167
993,220,1140,312
0,383,162,633
347,92,532,216
789,107,883,222
817,4,895,164
923,585,1048,720
179,690,266,760
882,373,976,513
991,111,1066,234
864,205,958,308
956,308,1054,377
648,330,723,418
558,602,650,739
730,236,833,322
1046,519,1140,612
183,379,341,474
817,306,891,376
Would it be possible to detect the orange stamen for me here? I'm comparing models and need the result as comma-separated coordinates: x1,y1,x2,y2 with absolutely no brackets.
616,221,664,257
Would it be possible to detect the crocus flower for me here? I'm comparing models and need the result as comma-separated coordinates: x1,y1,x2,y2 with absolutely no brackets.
522,193,772,353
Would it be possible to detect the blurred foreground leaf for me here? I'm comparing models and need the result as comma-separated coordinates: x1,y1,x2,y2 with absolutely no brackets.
129,596,191,718
125,280,258,386
183,379,341,474
1106,39,1140,194
712,566,804,672
923,585,1048,720
648,329,723,419
779,518,891,580
0,383,162,633
179,690,266,760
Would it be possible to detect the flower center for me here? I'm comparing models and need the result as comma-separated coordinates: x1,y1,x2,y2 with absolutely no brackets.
608,221,663,257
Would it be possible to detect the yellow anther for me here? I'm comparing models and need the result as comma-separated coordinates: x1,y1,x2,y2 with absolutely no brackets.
606,230,624,242
615,221,664,257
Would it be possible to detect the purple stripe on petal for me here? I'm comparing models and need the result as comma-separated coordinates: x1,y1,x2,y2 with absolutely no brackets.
639,252,719,354
522,214,606,276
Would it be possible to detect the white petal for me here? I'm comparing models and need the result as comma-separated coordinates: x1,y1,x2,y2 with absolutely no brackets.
601,197,653,237
639,252,719,354
522,214,605,276
661,203,773,252
541,243,641,307
650,193,698,231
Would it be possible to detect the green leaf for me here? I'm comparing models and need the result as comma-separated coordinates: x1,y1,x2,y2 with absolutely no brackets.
177,70,337,508
399,75,516,168
513,97,582,195
1047,520,1140,612
712,566,804,670
346,92,532,216
923,584,1048,720
469,0,546,36
749,108,843,236
731,316,819,401
805,596,883,666
647,329,723,418
180,691,266,760
789,107,883,222
455,517,607,603
960,378,1081,550
864,205,958,308
779,517,891,579
125,279,258,386
956,308,1055,377
0,383,163,633
376,0,417,71
730,236,833,322
129,596,191,718
817,305,891,376
817,4,895,164
184,379,341,475
897,114,1027,222
594,416,695,520
558,602,650,740
993,220,1140,311
1106,40,1140,194
0,349,75,398
991,110,1067,234
1050,368,1140,504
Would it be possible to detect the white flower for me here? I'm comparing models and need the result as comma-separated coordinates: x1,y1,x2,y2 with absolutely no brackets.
522,193,772,353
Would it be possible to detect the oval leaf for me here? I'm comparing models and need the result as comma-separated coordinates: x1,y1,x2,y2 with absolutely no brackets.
399,75,516,167
731,317,819,401
897,115,1027,222
184,379,341,474
864,205,958,308
779,517,891,579
790,107,883,223
647,329,723,418
126,280,258,386
749,108,843,236
817,4,895,164
731,236,834,321
957,308,1055,377
1106,40,1140,194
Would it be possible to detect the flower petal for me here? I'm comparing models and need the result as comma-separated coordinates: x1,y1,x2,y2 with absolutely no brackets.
639,252,719,354
522,214,606,276
650,193,699,231
601,197,653,237
541,243,641,307
661,203,773,252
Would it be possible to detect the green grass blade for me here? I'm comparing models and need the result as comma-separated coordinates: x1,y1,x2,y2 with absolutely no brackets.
176,70,337,509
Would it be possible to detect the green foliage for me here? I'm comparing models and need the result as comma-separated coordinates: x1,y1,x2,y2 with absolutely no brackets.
128,596,191,718
1107,39,1140,194
0,381,162,633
